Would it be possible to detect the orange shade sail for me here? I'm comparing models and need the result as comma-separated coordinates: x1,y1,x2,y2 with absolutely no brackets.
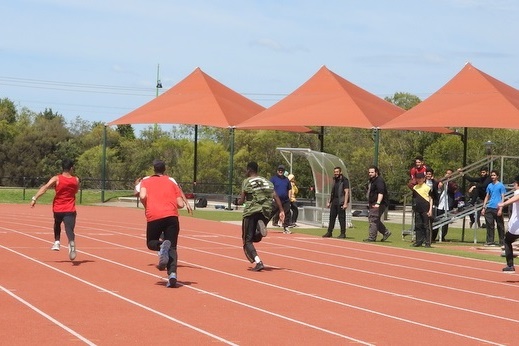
108,67,312,133
236,66,404,129
381,63,519,130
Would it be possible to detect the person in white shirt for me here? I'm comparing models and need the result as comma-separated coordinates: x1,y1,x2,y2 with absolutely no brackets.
498,175,519,273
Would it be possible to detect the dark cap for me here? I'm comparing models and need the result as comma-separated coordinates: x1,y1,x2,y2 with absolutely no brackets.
153,159,166,173
277,165,285,171
415,172,425,179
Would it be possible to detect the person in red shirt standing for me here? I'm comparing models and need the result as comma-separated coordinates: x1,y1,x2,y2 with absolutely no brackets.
408,155,428,189
135,160,185,288
30,158,79,261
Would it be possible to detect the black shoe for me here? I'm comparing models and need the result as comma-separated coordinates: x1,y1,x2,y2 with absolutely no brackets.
322,232,333,238
502,265,515,273
412,242,423,247
252,262,264,272
424,244,432,248
337,233,346,239
363,238,376,242
381,231,392,242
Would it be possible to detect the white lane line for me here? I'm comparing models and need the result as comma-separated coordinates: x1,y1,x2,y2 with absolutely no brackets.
1,285,97,346
1,228,373,345
0,245,238,346
3,223,508,344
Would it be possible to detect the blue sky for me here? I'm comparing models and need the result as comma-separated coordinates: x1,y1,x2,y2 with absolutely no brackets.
1,0,518,126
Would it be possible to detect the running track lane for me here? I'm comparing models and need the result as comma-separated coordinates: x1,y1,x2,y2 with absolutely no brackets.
1,204,517,345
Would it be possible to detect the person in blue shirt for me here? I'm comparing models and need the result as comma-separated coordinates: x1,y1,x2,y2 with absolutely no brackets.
270,165,292,234
481,170,506,246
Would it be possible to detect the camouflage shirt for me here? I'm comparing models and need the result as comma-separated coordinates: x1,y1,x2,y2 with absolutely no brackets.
242,175,274,218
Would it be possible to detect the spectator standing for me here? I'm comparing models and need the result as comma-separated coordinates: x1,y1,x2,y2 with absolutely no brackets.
433,169,458,242
408,155,428,189
30,158,79,261
425,167,440,243
364,166,391,242
288,174,299,227
409,172,433,247
238,162,285,271
136,160,185,288
458,166,491,228
481,170,506,246
498,175,519,273
270,165,292,234
322,167,350,239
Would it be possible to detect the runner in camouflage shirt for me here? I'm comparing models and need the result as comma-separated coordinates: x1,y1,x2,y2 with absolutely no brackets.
238,162,285,271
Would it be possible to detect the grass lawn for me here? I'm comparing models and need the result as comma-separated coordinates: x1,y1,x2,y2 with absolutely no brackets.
179,208,504,264
2,187,505,264
0,187,134,205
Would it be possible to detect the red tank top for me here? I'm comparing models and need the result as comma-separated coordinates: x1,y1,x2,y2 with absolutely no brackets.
53,174,79,212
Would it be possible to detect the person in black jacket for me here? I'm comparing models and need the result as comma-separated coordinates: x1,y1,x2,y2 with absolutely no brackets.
322,167,350,238
364,166,391,242
458,166,491,228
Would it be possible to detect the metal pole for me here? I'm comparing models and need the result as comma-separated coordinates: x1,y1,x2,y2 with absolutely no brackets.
227,128,235,210
156,64,161,97
193,125,198,210
373,128,380,167
101,125,107,202
319,126,324,152
461,127,468,241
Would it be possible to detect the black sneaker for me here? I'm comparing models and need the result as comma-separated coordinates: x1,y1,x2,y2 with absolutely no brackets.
252,262,264,272
337,233,346,239
363,238,375,242
166,272,177,288
381,231,392,242
412,242,423,247
322,232,333,238
502,266,515,273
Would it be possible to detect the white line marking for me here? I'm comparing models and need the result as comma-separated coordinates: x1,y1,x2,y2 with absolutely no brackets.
0,285,97,345
0,245,238,346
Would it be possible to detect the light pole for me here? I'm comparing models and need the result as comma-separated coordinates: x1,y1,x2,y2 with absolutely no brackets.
156,64,162,97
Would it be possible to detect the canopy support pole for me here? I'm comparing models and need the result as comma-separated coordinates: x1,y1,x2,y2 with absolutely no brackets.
227,128,235,210
373,128,380,167
101,125,107,203
193,125,198,209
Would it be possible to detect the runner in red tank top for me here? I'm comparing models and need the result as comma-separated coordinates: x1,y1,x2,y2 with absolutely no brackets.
31,158,79,260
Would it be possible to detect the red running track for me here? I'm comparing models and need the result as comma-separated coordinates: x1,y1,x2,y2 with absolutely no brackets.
1,204,518,345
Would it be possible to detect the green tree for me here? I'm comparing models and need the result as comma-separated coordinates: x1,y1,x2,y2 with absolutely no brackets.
384,92,421,110
0,98,17,123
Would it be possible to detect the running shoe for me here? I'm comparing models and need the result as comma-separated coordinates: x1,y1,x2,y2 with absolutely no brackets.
257,220,268,237
51,241,60,251
252,261,264,272
283,227,292,234
502,266,515,273
157,240,171,271
68,241,76,261
166,272,177,288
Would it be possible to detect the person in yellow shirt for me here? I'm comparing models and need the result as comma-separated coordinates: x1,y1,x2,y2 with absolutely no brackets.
288,174,299,227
